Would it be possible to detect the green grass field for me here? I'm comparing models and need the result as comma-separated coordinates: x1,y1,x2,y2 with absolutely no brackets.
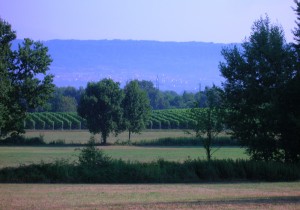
0,129,247,168
1,130,299,209
0,146,248,168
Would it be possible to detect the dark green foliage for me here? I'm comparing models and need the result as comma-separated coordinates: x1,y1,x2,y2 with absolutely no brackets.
0,157,299,183
137,80,205,109
293,0,300,49
77,137,112,168
220,16,299,162
190,86,225,160
77,79,124,144
24,109,210,130
130,136,238,146
39,86,84,112
0,18,54,137
273,0,300,162
122,80,151,141
0,135,45,145
0,142,298,183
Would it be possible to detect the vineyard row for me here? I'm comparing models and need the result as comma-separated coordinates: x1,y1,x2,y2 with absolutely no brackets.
23,109,197,130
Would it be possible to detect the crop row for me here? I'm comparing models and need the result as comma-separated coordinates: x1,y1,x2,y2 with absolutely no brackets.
147,109,196,129
24,109,196,130
24,112,86,130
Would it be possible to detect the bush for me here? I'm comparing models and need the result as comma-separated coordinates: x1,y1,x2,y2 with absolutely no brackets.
77,137,112,168
0,135,46,145
0,140,299,183
133,136,238,146
0,157,299,183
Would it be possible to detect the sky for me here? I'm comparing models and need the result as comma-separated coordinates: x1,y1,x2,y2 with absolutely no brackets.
0,0,296,43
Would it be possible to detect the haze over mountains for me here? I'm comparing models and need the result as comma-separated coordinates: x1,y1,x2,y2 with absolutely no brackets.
15,40,236,92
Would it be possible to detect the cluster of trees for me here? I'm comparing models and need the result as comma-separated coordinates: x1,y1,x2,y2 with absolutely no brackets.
189,4,300,163
35,86,84,112
78,79,151,144
136,80,205,109
1,0,300,164
35,81,205,112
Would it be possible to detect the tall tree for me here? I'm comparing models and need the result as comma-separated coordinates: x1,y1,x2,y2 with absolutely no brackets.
122,80,151,141
190,86,224,160
220,17,297,161
275,0,300,162
77,79,123,144
0,18,54,137
293,0,300,49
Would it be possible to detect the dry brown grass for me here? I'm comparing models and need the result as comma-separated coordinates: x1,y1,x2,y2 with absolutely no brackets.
0,182,299,209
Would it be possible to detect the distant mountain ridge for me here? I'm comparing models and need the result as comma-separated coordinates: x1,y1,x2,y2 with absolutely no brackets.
13,39,237,92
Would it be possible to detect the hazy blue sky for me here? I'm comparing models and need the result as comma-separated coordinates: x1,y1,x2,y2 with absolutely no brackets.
0,0,296,43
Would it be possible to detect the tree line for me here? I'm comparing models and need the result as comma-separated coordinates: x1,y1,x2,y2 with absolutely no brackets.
34,81,208,112
1,1,300,163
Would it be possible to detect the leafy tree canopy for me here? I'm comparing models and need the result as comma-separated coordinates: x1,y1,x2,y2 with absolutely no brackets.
0,18,54,137
220,16,298,162
190,86,224,160
122,80,151,141
77,78,123,144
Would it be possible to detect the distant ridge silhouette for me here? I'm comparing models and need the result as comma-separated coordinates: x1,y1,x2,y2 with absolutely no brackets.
13,39,239,92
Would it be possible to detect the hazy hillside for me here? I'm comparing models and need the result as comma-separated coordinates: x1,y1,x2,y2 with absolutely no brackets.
14,40,236,92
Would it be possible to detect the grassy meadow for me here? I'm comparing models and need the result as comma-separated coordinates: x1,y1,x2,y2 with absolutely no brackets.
0,146,247,168
1,130,299,209
0,129,246,168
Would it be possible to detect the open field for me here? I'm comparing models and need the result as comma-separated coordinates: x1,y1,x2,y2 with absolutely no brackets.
0,146,247,168
0,129,244,168
23,129,229,144
0,182,299,209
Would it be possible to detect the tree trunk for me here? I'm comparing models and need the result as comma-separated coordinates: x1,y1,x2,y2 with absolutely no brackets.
128,130,131,142
206,130,212,161
205,110,212,161
101,132,107,145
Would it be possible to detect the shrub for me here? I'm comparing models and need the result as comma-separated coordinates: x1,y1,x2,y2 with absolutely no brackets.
77,137,112,168
133,136,238,146
0,135,46,145
0,150,299,183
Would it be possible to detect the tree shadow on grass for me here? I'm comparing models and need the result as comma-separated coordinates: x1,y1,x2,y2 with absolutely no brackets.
108,196,300,209
188,195,300,205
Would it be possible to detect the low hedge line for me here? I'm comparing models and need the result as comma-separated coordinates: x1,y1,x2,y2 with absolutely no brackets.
0,135,46,146
0,158,299,183
130,136,239,146
0,139,298,183
1,135,239,146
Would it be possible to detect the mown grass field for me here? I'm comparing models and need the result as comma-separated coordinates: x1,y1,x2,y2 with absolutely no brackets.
1,130,299,209
0,146,247,168
0,129,245,168
0,182,299,209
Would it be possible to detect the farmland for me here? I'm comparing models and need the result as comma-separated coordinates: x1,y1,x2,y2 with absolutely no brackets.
0,129,245,169
23,129,194,144
1,127,299,210
23,109,196,130
0,146,247,168
0,182,299,209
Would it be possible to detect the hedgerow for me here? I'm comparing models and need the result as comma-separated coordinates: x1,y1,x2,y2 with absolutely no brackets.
0,142,299,183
